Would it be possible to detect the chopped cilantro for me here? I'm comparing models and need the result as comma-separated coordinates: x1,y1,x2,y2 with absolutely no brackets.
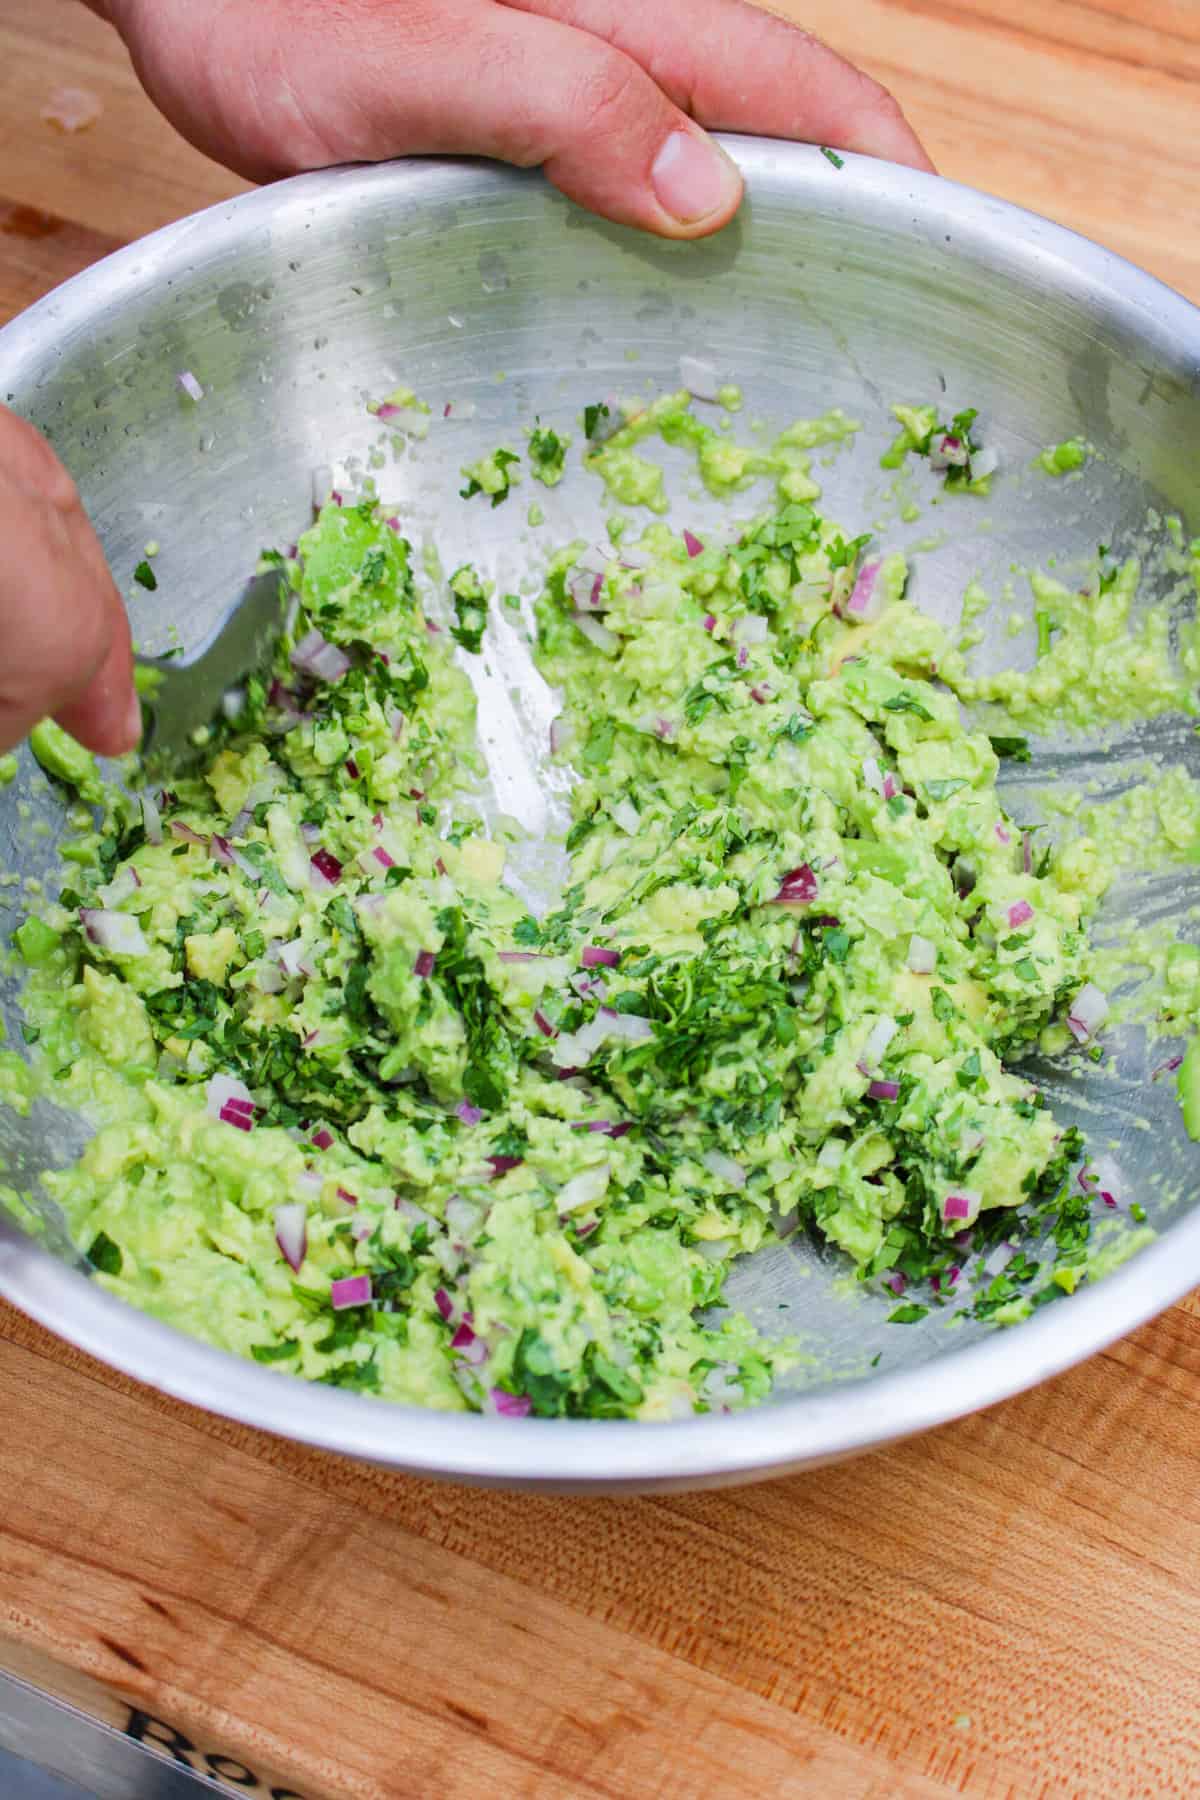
989,735,1031,762
87,1231,123,1276
583,402,611,441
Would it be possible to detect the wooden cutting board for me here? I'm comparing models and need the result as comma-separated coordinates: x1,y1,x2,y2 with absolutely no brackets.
2,3,1199,1794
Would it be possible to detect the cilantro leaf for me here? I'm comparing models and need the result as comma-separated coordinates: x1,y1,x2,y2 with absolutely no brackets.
87,1231,123,1276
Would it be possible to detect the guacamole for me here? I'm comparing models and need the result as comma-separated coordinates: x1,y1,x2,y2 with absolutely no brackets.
11,388,1182,1420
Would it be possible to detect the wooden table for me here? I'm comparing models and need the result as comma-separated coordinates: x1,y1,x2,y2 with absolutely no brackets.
2,3,1199,1794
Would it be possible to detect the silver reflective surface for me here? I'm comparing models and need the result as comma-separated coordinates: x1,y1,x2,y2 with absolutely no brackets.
1,142,1198,1490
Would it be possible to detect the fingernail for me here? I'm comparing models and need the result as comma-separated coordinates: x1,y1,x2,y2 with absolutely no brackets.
124,687,144,751
651,131,740,225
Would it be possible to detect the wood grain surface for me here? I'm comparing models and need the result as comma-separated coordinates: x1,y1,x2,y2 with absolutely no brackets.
2,3,1199,1796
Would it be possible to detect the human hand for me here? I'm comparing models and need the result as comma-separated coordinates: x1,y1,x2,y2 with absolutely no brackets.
90,0,931,238
0,404,138,758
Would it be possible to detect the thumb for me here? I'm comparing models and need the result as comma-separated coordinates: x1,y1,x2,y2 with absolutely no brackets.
266,3,743,236
0,408,138,759
493,12,746,233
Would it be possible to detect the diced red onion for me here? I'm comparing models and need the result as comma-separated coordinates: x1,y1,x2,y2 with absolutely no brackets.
413,949,436,978
868,1079,900,1102
330,1274,372,1310
456,1100,483,1126
434,1287,455,1321
549,715,574,756
557,1162,611,1214
862,756,884,797
569,568,607,611
701,1148,746,1190
1066,983,1108,1044
703,613,717,633
572,614,620,654
176,369,204,403
750,684,771,705
80,908,148,957
97,865,141,908
907,934,937,975
206,1073,256,1122
582,945,620,969
941,1188,982,1225
885,1272,906,1297
291,628,351,684
1007,899,1034,929
487,1154,523,1177
600,1009,654,1043
994,822,1011,846
733,613,769,648
209,834,259,882
683,530,704,559
252,959,285,995
857,1016,897,1077
141,792,163,845
678,355,721,401
498,950,540,964
838,558,884,624
276,938,311,981
1022,833,1033,875
169,820,207,849
311,1126,335,1152
882,773,899,801
533,1009,557,1039
445,1193,481,1239
219,1103,254,1131
931,433,970,470
273,1203,307,1273
492,1389,533,1418
309,849,343,891
769,864,818,907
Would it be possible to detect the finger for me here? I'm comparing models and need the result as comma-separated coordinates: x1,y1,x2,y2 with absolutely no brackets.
51,504,139,757
502,0,934,172
215,2,744,235
54,628,140,758
0,423,138,757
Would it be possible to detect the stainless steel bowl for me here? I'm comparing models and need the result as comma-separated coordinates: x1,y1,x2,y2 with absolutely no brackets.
2,141,1198,1491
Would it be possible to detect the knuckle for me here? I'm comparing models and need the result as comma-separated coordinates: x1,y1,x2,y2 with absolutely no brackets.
569,48,643,142
848,64,905,123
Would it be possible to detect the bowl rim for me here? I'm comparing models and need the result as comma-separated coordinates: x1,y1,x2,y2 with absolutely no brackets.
2,139,1198,1490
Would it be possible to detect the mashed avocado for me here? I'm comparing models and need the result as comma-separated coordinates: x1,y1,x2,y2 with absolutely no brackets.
12,390,1186,1419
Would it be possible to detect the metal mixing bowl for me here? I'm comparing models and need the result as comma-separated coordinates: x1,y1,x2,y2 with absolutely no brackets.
2,141,1198,1491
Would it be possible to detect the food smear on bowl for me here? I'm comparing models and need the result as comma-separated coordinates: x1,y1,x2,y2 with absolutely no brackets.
10,390,1196,1420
